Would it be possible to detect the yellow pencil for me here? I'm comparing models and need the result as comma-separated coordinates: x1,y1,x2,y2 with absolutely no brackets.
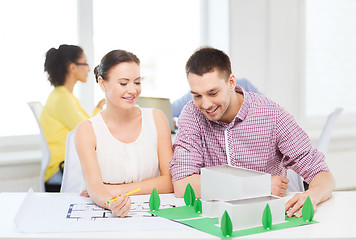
104,188,142,205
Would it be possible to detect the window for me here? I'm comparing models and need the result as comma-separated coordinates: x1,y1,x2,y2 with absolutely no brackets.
0,0,201,138
0,0,78,136
305,0,356,117
92,0,200,103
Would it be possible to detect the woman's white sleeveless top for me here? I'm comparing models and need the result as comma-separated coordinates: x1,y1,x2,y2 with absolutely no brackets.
88,108,160,184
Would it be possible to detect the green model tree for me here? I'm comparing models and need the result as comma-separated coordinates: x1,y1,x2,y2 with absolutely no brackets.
262,203,272,230
194,198,202,213
221,210,233,238
302,196,314,222
149,187,160,211
184,183,196,206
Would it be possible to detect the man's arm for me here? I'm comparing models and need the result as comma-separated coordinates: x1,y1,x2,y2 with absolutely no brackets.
170,102,206,197
173,174,201,198
285,171,335,217
274,107,333,216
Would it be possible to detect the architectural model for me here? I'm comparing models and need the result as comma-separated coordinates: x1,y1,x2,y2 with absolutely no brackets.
201,165,285,230
149,165,316,239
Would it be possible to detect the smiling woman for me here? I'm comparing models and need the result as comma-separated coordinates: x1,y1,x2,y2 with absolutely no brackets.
75,49,174,216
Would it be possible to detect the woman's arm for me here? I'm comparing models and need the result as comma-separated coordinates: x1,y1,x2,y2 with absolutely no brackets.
92,98,106,116
104,109,174,196
75,120,130,217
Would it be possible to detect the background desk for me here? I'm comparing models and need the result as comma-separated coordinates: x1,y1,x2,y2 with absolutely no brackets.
0,191,355,239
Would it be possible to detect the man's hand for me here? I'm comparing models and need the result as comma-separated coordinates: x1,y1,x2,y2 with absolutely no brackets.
285,192,317,218
284,171,334,218
271,176,289,196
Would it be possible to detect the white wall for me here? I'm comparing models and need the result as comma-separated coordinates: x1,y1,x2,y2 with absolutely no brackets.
0,0,355,192
229,0,356,190
229,0,303,118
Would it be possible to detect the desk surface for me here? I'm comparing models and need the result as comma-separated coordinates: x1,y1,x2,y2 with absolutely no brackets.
0,191,355,240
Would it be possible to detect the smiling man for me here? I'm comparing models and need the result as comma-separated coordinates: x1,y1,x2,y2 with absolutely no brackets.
169,47,335,218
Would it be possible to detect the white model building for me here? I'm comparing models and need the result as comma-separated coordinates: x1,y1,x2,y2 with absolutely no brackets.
201,165,285,231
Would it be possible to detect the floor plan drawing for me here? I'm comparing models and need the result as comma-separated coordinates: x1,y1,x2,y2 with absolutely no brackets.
14,191,186,233
66,201,176,221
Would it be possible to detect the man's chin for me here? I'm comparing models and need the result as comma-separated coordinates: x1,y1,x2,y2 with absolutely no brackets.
204,113,221,122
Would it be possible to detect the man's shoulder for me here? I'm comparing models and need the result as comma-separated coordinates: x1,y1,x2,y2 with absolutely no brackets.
246,92,278,108
244,92,285,117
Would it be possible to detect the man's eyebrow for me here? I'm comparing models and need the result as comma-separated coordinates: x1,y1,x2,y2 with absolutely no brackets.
191,88,219,95
207,88,219,92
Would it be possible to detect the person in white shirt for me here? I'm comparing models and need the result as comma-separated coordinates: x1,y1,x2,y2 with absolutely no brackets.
75,50,173,217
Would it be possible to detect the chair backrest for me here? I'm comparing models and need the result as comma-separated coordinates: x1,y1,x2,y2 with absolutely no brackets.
287,107,343,192
315,107,343,154
27,101,50,192
286,169,305,192
61,129,83,193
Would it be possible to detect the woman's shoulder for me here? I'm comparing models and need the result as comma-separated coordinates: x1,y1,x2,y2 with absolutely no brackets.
76,118,97,137
150,108,167,123
76,119,92,131
138,107,165,120
136,107,166,129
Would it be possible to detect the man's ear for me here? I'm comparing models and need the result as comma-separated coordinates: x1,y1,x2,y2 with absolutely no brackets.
98,76,106,92
228,74,236,90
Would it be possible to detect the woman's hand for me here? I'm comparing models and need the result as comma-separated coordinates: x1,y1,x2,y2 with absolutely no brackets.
96,98,106,110
80,190,90,197
107,195,131,218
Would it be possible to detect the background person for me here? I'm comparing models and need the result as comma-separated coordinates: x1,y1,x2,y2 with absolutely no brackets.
40,44,105,191
75,50,173,217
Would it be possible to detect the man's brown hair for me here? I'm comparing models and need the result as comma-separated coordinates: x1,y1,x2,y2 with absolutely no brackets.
185,47,232,79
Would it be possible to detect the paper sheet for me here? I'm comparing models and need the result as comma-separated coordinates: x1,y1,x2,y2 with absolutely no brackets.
149,205,318,239
14,190,186,233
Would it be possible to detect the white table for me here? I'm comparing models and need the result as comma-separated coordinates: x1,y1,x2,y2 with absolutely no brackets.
0,191,355,239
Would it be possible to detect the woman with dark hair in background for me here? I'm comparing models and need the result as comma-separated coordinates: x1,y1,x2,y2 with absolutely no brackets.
75,50,173,217
40,44,105,191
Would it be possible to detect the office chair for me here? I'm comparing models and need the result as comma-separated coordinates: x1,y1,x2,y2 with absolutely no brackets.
315,107,343,153
61,129,83,193
27,101,51,192
287,107,343,192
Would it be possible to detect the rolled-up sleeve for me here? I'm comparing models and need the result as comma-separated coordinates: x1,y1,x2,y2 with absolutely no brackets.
169,102,205,181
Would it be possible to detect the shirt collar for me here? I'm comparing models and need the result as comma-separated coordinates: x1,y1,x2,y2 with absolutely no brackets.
235,85,249,122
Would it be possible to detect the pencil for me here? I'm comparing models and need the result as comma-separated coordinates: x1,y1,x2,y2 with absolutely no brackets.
104,188,142,205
